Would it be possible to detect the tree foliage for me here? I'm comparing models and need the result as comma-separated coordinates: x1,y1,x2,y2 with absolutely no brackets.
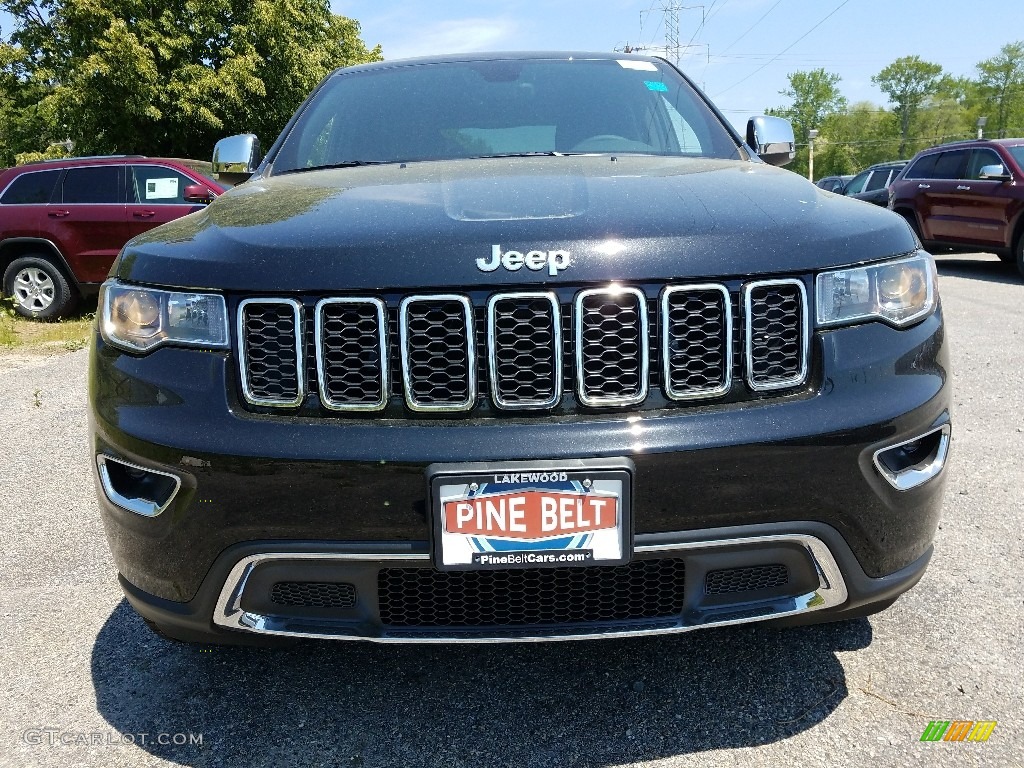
871,55,944,157
768,68,847,178
974,41,1024,138
766,42,1024,180
0,0,382,164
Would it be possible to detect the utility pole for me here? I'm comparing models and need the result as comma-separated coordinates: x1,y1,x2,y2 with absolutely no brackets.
639,4,704,68
663,2,681,67
808,129,818,182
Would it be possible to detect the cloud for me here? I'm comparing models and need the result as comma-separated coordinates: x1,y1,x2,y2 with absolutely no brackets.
383,17,521,60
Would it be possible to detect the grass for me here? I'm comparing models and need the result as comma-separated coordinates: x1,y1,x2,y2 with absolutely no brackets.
0,298,95,354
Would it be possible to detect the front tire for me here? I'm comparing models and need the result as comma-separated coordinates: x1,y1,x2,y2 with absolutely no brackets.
1016,236,1024,278
2,255,77,320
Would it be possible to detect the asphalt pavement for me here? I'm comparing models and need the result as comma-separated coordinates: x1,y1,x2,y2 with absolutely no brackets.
0,252,1021,767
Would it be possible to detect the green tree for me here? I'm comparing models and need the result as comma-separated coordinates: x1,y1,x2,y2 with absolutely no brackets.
767,68,847,178
0,39,57,165
872,55,943,158
974,41,1024,138
815,102,900,177
0,0,382,160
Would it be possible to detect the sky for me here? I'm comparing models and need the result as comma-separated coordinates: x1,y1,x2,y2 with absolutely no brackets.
1,0,1021,134
332,0,1023,132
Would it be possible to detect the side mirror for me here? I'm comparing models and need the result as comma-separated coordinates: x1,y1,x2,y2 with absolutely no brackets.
746,116,796,167
212,133,262,184
183,184,215,204
979,164,1012,182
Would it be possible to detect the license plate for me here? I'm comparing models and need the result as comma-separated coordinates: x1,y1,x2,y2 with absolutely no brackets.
428,461,633,571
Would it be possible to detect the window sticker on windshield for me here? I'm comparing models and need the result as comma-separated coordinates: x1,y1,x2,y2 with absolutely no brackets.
145,178,179,200
617,60,658,71
644,81,669,92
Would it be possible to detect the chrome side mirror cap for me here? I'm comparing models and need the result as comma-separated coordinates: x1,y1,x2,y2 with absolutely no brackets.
979,164,1012,182
746,116,796,167
212,134,262,183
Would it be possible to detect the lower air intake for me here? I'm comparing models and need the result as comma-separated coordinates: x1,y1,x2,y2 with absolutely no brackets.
378,558,686,627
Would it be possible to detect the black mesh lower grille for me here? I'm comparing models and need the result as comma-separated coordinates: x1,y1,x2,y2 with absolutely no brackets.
378,558,686,627
704,564,789,595
270,581,358,608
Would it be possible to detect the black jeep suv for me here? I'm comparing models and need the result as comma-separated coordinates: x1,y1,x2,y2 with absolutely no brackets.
89,53,951,644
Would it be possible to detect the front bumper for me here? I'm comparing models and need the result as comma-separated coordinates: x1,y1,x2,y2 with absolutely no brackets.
90,307,950,641
119,522,932,644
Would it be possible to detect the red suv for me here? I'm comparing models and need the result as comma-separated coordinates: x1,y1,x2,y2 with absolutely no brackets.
888,138,1024,276
0,155,224,319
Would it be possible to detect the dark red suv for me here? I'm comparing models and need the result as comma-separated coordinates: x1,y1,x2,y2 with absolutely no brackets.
0,155,224,319
888,138,1024,276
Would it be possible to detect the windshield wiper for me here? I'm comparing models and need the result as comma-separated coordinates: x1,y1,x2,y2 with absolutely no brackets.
283,160,390,174
471,151,566,159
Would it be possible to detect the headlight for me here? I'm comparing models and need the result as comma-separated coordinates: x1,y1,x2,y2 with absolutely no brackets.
815,253,936,328
100,280,229,352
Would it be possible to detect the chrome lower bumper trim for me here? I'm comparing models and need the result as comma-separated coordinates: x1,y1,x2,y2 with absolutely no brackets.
212,532,848,643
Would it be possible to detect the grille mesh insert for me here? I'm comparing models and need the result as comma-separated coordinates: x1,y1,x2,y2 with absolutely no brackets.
270,581,357,608
663,287,730,398
378,558,686,627
576,289,646,405
746,281,806,389
705,564,789,595
317,300,386,408
490,295,559,407
240,301,301,404
401,297,474,409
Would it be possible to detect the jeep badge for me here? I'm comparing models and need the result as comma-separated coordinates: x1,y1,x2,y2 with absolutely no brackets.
476,245,570,276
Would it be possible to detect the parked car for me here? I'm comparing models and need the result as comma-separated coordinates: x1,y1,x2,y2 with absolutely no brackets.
889,139,1024,275
90,52,949,645
841,161,908,206
0,155,224,319
816,174,852,193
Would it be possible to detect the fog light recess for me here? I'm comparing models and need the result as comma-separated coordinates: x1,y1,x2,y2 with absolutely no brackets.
872,424,950,491
96,455,182,517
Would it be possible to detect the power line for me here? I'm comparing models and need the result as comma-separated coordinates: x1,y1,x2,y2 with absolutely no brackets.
717,0,782,55
712,0,851,97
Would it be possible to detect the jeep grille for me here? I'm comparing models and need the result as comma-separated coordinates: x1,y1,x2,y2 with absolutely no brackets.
235,280,811,413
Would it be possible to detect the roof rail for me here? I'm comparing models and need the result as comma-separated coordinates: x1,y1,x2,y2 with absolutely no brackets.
24,154,147,165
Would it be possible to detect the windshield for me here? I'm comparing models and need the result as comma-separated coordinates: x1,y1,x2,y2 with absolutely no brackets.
271,57,742,174
1006,145,1024,171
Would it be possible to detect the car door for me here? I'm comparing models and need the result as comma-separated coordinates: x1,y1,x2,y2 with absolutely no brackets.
849,168,893,206
43,165,128,284
842,170,871,198
126,164,211,239
915,149,969,242
0,168,62,240
942,147,1015,249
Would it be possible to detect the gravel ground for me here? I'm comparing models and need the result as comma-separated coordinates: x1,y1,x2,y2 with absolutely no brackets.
0,252,1021,768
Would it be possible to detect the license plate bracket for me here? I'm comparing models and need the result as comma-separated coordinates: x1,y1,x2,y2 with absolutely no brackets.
427,459,634,571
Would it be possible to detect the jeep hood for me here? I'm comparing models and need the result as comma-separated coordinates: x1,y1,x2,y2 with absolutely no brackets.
118,155,918,292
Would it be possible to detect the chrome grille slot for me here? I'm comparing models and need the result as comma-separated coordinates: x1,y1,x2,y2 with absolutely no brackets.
315,298,388,411
574,287,648,407
743,278,809,391
661,284,732,400
487,292,562,409
399,295,476,412
237,298,304,407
